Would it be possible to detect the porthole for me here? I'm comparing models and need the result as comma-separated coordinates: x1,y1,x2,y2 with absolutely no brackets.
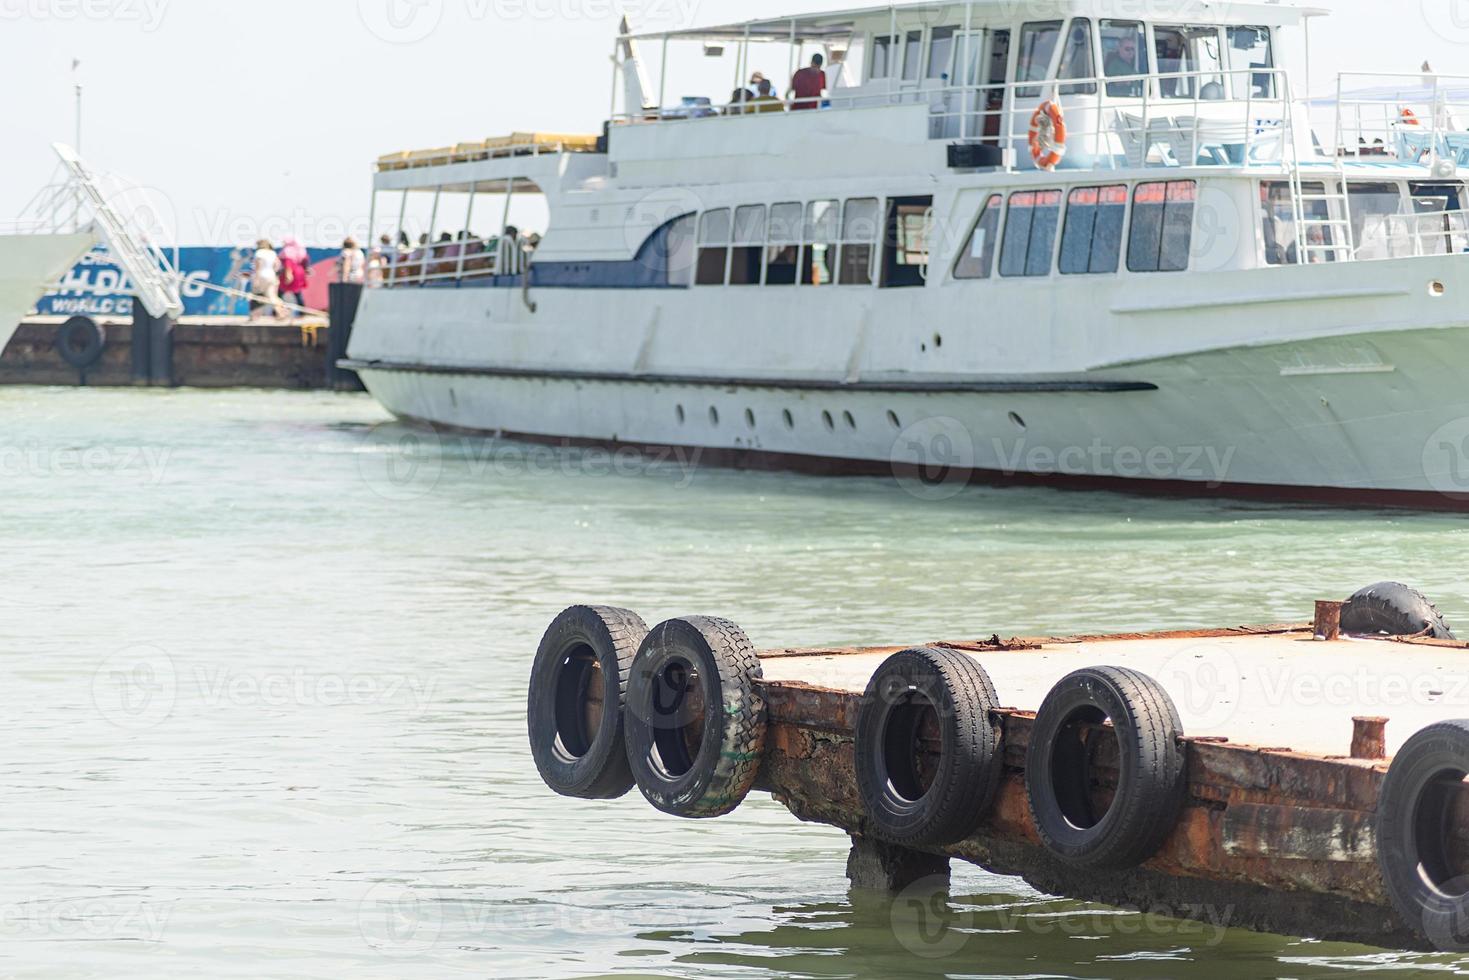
887,410,901,429
675,404,686,424
1008,411,1027,431
1430,280,1446,297
842,410,856,430
782,409,794,429
709,406,720,426
745,408,756,429
822,410,835,431
934,333,943,348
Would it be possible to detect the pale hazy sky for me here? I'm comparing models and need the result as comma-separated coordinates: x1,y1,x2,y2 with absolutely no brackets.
4,0,1464,244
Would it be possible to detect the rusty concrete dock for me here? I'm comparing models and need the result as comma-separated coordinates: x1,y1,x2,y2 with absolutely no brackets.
528,595,1469,953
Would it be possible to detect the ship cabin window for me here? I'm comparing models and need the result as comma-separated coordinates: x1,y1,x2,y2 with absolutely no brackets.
1155,26,1227,100
870,33,894,79
1000,190,1062,277
1409,182,1469,255
696,208,730,285
927,27,957,81
1101,20,1147,97
1348,182,1407,259
1015,21,1063,98
1128,180,1195,272
802,200,840,285
839,197,880,285
1060,185,1127,274
901,30,923,81
1260,181,1336,265
1057,19,1097,96
882,196,933,288
730,205,765,285
766,202,802,285
953,194,1002,279
1229,26,1274,98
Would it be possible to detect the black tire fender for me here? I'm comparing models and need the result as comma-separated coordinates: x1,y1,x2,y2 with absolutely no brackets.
1342,582,1455,640
1377,720,1469,951
1025,666,1187,870
55,315,106,370
526,604,647,800
624,616,765,818
854,647,1004,846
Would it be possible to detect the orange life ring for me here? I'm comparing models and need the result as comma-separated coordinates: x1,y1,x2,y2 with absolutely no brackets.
1401,107,1421,126
1028,101,1067,171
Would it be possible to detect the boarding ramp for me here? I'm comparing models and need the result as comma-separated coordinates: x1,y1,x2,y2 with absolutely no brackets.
51,143,183,319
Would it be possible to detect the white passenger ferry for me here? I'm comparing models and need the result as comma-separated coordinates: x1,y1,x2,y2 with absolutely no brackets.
343,0,1469,508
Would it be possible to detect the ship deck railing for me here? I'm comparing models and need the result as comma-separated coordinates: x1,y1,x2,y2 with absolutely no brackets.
616,67,1469,179
374,233,526,288
616,67,1302,172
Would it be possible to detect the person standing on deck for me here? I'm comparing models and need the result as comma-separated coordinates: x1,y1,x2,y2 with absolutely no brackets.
279,237,311,313
337,237,366,285
366,233,394,287
247,239,282,320
790,54,825,111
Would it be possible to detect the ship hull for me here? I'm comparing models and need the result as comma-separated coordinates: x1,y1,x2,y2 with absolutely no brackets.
0,232,97,354
349,320,1469,507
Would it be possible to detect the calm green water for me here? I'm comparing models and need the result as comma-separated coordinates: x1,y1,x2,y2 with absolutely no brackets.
5,386,1469,979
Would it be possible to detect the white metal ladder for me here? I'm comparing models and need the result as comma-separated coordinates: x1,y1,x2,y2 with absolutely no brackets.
1283,122,1356,265
51,142,184,318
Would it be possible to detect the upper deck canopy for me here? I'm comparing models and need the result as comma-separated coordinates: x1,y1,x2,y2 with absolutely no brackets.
627,0,1328,42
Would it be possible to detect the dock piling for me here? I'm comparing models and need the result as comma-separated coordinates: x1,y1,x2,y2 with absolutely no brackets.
1315,600,1344,640
845,836,950,894
1351,716,1388,760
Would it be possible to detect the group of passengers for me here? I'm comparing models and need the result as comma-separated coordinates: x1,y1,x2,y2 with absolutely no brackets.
726,54,829,114
363,226,539,286
245,237,313,320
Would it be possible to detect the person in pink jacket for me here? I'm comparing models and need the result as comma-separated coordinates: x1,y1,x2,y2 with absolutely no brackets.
278,236,311,313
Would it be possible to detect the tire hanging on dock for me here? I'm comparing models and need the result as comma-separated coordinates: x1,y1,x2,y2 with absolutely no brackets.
55,315,106,370
1377,720,1469,951
1341,582,1455,640
1025,666,1186,871
526,604,648,800
623,616,765,818
853,647,1004,846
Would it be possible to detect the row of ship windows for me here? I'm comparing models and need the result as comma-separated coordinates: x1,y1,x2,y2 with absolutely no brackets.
676,181,1197,288
957,180,1197,279
689,198,892,287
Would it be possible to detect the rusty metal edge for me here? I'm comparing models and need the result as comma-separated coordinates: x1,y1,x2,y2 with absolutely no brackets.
758,622,1469,662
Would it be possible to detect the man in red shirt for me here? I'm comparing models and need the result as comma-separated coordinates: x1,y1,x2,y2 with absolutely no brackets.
790,53,825,111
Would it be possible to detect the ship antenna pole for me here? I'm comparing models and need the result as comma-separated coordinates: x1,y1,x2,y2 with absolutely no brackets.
72,57,83,231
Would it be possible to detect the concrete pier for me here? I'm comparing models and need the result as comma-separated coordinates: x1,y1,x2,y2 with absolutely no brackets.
2,316,363,389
